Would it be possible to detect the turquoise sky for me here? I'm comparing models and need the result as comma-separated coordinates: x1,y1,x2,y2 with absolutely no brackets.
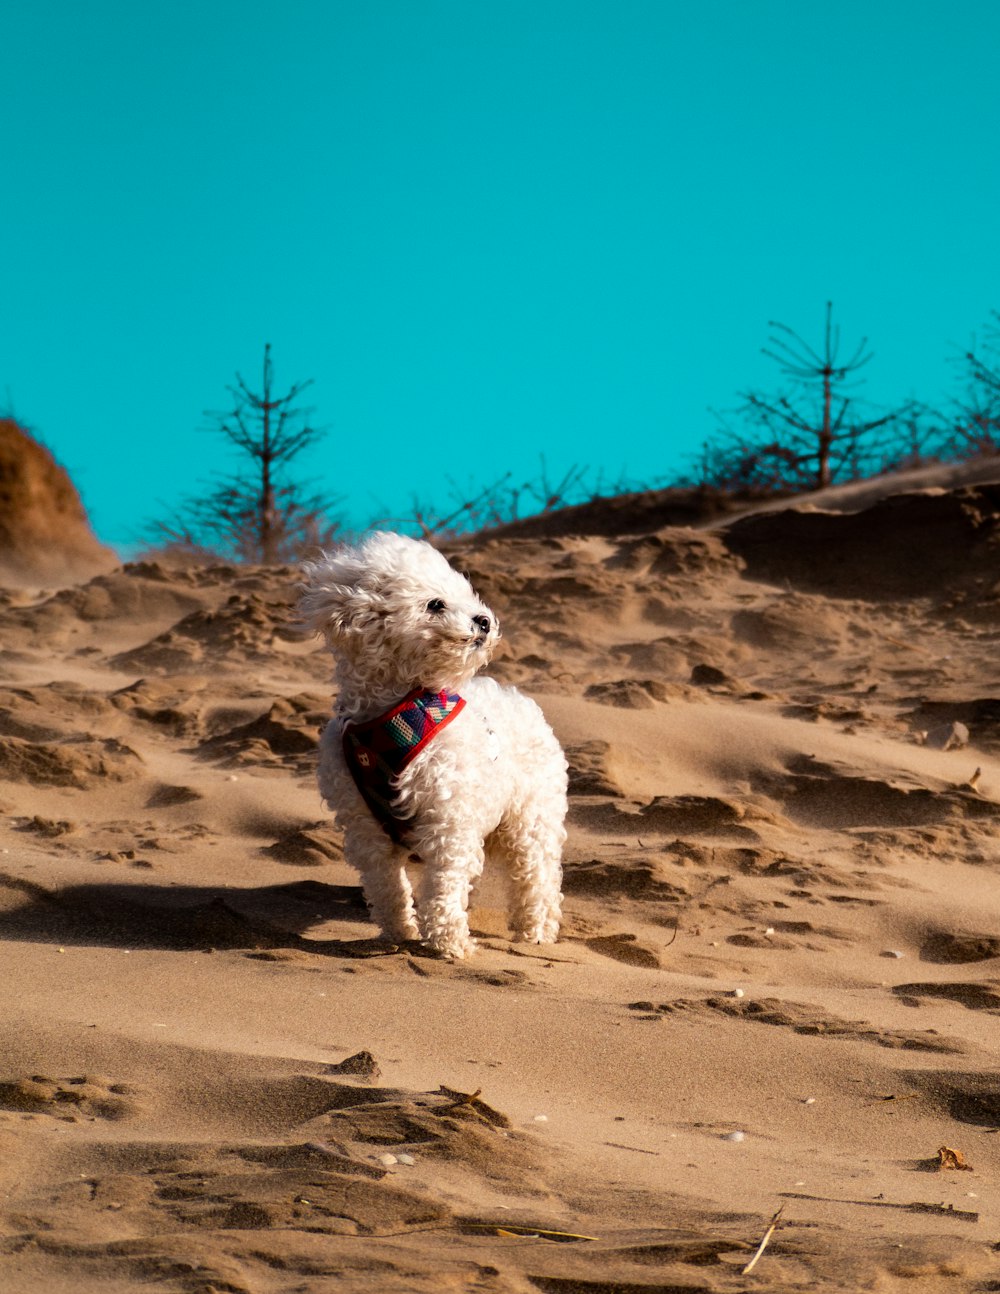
3,1,999,550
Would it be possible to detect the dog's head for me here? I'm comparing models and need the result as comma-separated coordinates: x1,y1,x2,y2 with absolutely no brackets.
299,532,500,695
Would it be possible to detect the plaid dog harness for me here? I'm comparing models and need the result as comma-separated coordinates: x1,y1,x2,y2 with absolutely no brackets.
342,688,466,842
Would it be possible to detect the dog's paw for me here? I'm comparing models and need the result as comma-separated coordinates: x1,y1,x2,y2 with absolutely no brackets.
425,933,477,960
511,921,560,946
382,919,421,943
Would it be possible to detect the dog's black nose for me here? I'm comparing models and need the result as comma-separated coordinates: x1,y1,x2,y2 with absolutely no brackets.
472,614,491,635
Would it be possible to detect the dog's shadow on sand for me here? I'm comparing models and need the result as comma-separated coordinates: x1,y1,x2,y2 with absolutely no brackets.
0,874,397,958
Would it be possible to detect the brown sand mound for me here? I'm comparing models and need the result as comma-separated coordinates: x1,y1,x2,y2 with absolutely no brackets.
197,693,327,771
724,484,1000,599
0,418,115,583
0,682,119,742
0,735,143,787
1,566,231,657
920,931,1000,963
110,590,298,673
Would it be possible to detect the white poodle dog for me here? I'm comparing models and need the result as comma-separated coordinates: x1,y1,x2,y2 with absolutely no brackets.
299,532,567,958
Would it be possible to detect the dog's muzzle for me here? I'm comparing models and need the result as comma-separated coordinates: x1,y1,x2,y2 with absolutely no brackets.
471,613,492,648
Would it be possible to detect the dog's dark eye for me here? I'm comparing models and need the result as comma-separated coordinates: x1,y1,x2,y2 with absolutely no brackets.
426,599,446,614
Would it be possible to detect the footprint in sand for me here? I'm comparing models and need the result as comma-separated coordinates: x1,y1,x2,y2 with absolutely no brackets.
0,1074,141,1121
627,996,966,1054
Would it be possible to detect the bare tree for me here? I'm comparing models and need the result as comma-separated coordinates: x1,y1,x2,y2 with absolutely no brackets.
374,457,601,540
709,303,908,493
874,402,946,473
964,312,1000,396
150,345,340,563
946,315,1000,457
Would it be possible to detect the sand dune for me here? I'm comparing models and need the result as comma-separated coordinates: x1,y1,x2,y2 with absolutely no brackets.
1,478,1000,1292
0,419,115,585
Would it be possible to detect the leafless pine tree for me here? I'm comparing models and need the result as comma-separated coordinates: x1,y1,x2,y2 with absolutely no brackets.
150,345,340,563
709,303,908,493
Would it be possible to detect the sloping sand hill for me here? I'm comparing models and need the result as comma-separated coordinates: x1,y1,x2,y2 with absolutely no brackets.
1,476,999,1292
0,420,115,584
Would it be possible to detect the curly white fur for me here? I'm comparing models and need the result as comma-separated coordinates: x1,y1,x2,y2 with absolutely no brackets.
299,532,567,958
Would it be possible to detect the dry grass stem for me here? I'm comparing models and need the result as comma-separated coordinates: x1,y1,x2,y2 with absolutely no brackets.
741,1204,785,1275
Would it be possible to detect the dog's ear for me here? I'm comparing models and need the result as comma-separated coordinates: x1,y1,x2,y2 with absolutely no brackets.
297,555,380,642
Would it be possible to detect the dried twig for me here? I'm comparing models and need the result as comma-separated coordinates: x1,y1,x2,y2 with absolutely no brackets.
660,866,728,949
741,1205,785,1275
461,1220,598,1242
438,1085,483,1111
433,1085,510,1128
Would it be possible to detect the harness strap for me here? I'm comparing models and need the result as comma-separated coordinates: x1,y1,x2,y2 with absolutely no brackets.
342,688,466,841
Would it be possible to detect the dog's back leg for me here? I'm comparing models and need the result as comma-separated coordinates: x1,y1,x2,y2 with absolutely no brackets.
495,808,565,945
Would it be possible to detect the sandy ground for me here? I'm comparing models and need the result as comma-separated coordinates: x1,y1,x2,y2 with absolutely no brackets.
1,478,1000,1292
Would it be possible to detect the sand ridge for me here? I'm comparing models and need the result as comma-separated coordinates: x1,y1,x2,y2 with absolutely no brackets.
1,480,999,1291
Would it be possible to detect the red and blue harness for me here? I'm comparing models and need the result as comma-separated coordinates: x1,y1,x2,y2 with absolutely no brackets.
342,688,466,842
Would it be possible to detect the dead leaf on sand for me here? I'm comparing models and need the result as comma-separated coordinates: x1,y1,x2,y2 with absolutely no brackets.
936,1145,973,1171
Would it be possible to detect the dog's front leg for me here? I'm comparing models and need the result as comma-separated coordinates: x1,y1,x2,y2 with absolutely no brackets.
415,829,484,959
343,820,420,945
